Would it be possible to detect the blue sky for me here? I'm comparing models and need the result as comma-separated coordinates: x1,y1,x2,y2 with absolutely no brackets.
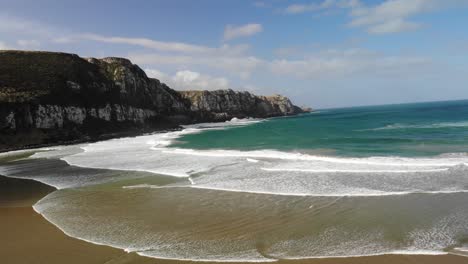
1,0,468,108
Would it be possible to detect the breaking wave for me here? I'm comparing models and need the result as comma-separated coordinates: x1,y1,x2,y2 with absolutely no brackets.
33,119,467,197
2,115,468,261
361,121,468,131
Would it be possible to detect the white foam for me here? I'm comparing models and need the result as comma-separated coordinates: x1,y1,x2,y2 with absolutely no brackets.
0,149,34,158
261,168,450,173
159,147,468,167
273,251,447,260
34,193,276,263
361,121,468,131
137,250,277,263
31,170,468,263
121,184,188,190
454,247,468,252
45,119,468,196
11,116,467,262
451,246,468,257
188,177,195,185
189,185,468,197
33,193,464,262
388,250,447,255
5,117,468,196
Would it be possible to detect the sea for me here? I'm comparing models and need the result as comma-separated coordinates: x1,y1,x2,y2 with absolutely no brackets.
1,99,468,262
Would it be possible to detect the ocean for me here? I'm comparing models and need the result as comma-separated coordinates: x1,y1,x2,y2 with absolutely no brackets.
1,99,468,262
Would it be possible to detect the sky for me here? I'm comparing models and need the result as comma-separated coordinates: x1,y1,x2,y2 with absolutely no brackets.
1,0,468,108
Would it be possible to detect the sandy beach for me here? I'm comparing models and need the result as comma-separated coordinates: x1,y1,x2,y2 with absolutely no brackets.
0,175,466,264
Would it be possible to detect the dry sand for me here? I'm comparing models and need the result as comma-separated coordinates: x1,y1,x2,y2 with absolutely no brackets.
0,175,467,264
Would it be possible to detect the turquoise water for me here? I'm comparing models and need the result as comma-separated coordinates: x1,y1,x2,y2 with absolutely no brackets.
2,99,468,261
175,100,468,157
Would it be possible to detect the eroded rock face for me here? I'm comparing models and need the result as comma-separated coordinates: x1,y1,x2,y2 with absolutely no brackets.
0,50,306,150
29,104,159,129
35,105,64,129
2,111,15,129
63,106,87,125
179,90,301,121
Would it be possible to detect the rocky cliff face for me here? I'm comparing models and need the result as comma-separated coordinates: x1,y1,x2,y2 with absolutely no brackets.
180,90,302,122
0,50,306,150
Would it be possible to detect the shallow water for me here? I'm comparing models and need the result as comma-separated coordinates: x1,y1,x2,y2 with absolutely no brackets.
1,100,468,261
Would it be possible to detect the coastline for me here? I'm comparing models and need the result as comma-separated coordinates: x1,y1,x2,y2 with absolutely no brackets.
0,126,182,154
1,175,467,264
0,113,304,154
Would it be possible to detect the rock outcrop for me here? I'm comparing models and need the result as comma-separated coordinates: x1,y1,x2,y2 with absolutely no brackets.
0,50,307,150
180,90,302,122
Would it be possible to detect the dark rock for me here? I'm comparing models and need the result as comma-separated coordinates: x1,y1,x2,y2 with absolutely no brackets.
0,50,307,150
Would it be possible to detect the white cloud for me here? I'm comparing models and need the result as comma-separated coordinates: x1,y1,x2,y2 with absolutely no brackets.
137,47,433,82
145,69,171,82
0,15,249,56
0,41,11,50
0,14,259,82
223,23,263,41
283,0,467,34
0,14,255,70
55,33,210,53
349,0,468,34
253,1,270,8
366,19,421,34
269,48,431,79
17,39,41,49
131,53,264,79
348,0,429,34
55,33,251,57
173,71,229,90
0,14,58,38
145,69,229,91
285,0,337,14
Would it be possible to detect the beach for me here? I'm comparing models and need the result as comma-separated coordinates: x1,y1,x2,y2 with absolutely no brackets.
1,101,468,263
1,175,467,264
2,1,468,262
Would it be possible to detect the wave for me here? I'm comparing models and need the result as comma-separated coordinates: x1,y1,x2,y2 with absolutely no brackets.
137,250,277,263
3,117,468,197
454,247,468,252
452,247,468,257
361,120,468,131
34,202,273,263
269,250,447,260
32,188,468,262
122,183,468,197
4,117,456,196
157,147,468,167
32,199,458,262
31,191,275,263
181,117,264,130
261,167,450,173
138,250,450,262
7,112,467,262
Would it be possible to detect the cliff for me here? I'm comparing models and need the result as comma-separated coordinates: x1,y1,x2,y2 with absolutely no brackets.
0,50,307,150
180,90,302,122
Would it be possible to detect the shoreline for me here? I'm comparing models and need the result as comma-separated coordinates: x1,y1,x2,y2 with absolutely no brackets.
0,112,311,154
1,175,467,264
0,175,128,264
0,126,183,154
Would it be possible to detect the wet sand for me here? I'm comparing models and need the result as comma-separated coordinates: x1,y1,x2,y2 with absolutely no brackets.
0,175,467,264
